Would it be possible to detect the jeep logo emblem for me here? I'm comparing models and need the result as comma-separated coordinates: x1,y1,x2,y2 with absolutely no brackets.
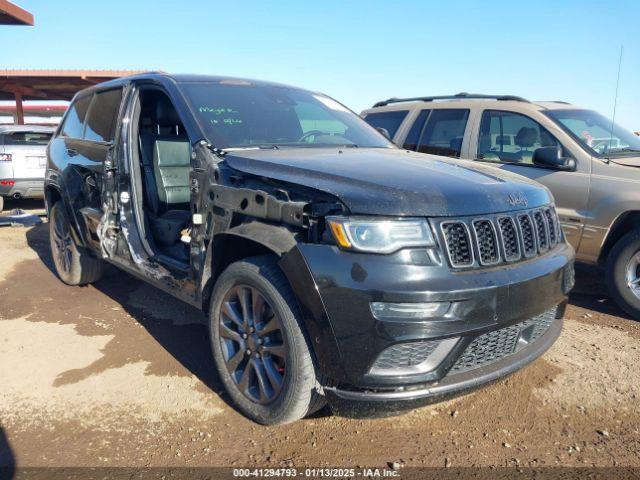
507,193,528,207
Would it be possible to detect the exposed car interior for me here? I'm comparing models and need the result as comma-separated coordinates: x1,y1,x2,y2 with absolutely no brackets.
135,89,192,262
479,116,558,164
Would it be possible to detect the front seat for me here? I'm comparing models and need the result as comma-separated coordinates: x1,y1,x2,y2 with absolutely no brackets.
515,127,538,163
142,98,192,247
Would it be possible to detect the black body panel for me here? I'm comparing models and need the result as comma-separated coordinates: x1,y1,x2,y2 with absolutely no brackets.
290,241,573,388
224,148,553,217
44,72,575,406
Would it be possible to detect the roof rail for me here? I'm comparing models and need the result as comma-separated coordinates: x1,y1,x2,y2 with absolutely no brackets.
372,93,530,108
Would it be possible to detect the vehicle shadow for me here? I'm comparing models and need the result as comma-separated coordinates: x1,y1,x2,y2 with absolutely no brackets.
23,223,234,409
569,263,636,321
23,223,331,418
0,427,15,480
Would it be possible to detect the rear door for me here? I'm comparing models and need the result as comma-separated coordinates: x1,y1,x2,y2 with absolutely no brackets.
79,88,124,246
471,109,590,250
50,88,123,249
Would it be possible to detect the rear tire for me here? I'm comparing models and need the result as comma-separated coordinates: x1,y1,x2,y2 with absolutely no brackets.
49,201,103,285
606,228,640,320
208,255,325,425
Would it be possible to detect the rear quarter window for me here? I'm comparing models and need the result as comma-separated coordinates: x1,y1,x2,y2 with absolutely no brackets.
1,131,52,146
417,109,469,157
363,110,409,139
84,88,124,143
61,95,92,139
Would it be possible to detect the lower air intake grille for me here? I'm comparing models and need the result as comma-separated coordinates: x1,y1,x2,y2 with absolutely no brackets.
442,222,473,267
371,340,441,370
450,307,557,374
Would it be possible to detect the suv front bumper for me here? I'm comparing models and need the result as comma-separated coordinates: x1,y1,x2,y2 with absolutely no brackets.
282,241,574,400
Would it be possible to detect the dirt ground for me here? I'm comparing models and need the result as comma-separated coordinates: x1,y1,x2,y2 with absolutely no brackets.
0,214,639,472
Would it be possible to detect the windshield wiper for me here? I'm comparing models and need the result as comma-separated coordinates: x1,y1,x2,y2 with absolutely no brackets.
224,144,280,151
608,148,640,156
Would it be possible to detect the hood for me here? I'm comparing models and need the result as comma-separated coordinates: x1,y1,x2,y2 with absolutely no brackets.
223,147,553,217
610,156,640,168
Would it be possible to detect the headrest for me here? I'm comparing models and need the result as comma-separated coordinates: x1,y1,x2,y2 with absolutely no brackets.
155,97,182,127
515,127,537,148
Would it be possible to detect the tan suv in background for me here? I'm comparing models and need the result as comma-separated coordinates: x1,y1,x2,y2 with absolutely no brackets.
363,93,640,318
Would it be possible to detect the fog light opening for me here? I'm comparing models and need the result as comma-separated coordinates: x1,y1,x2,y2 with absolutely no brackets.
370,301,451,321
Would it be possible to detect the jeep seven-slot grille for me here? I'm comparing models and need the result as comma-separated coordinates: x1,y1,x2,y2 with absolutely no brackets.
518,214,536,257
498,217,521,261
441,222,473,267
472,220,500,265
545,208,559,246
439,207,560,269
533,211,549,251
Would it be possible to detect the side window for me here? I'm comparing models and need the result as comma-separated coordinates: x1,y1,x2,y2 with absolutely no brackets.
84,88,124,143
403,109,430,150
478,110,560,164
61,95,92,139
296,101,346,136
363,110,408,139
417,109,469,157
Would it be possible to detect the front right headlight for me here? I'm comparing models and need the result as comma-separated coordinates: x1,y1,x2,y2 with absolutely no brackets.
326,216,435,254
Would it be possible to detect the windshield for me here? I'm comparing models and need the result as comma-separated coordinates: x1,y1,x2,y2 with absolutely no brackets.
181,82,392,149
546,109,640,157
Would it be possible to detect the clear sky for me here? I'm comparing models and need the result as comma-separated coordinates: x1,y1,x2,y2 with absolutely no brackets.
3,0,639,130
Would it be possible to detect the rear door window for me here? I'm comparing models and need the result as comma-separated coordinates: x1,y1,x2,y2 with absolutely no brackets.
363,110,408,139
477,110,560,164
84,88,124,143
403,110,430,150
417,109,469,157
61,95,92,139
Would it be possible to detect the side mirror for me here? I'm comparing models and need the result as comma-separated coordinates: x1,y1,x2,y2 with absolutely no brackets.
375,127,391,140
533,146,576,171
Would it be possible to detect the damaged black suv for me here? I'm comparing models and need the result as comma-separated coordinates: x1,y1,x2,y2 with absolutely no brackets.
45,73,575,424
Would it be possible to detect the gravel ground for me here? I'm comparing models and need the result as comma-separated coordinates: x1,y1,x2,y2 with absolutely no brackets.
0,221,639,471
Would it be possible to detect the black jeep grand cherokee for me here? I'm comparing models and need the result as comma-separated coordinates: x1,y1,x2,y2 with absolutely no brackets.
45,73,574,424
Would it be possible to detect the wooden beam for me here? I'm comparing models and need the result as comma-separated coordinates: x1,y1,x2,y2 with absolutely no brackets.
14,92,24,125
0,82,48,98
0,0,33,25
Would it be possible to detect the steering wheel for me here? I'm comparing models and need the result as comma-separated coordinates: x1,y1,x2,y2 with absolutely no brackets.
298,130,327,143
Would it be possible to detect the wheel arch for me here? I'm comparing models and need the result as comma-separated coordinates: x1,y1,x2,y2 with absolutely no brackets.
199,223,341,380
200,221,299,314
599,211,640,264
44,184,62,215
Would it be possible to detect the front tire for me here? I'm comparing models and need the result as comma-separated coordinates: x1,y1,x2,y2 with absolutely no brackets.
606,228,640,319
209,255,325,425
49,201,103,285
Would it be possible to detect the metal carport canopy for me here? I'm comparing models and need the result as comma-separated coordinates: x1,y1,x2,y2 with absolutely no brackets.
0,69,146,124
0,0,33,25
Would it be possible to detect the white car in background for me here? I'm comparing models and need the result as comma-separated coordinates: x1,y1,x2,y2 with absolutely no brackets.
0,125,54,212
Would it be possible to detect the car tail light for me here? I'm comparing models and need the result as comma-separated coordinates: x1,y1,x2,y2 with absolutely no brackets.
0,180,15,186
0,153,12,162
